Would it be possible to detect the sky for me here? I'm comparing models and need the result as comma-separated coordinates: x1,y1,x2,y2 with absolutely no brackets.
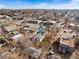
0,0,79,9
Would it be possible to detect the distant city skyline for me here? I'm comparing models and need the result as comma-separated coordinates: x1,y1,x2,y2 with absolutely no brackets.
0,0,79,9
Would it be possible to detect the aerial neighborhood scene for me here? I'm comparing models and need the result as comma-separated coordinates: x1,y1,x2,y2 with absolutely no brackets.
0,0,79,59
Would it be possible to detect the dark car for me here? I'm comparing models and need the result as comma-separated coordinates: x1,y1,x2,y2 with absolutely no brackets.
28,21,38,24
